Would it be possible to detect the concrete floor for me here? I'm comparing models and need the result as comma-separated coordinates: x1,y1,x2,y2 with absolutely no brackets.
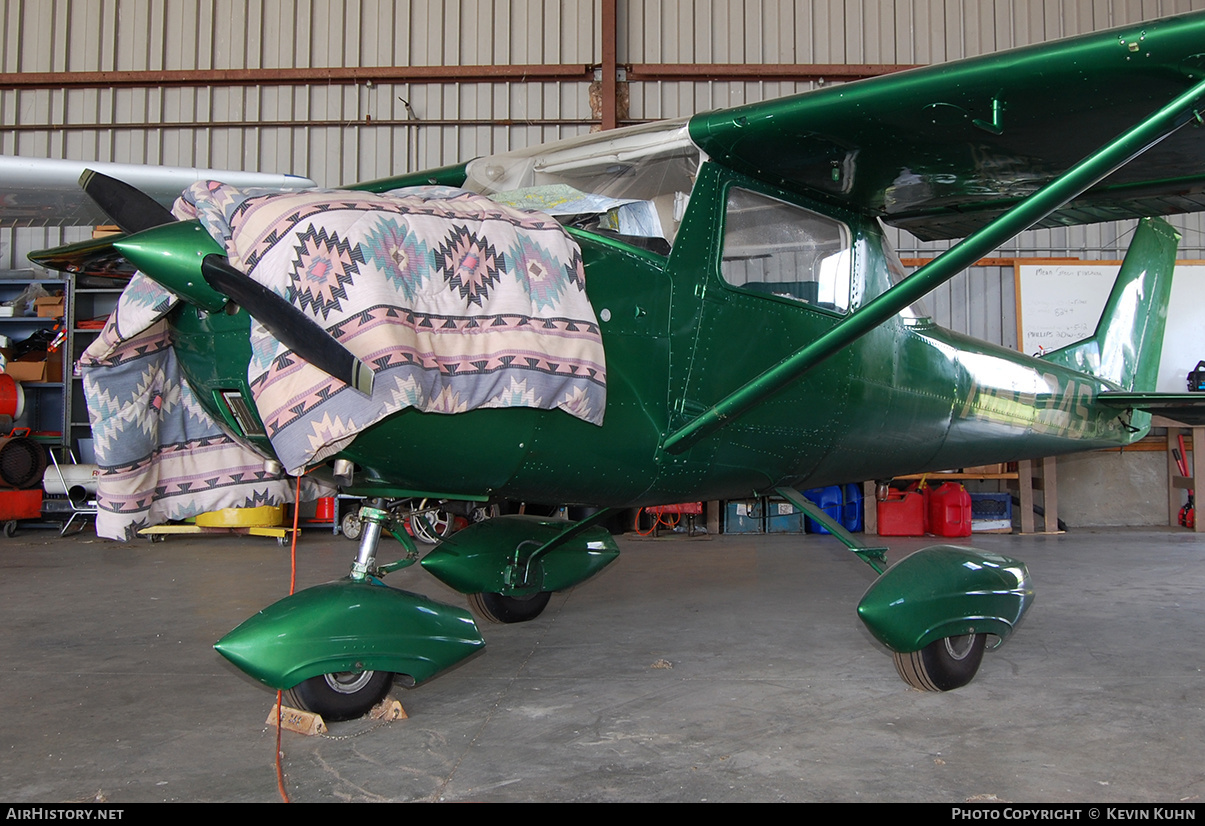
1,524,1203,803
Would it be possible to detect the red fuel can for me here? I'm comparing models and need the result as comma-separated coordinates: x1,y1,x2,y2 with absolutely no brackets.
877,491,926,536
928,482,972,537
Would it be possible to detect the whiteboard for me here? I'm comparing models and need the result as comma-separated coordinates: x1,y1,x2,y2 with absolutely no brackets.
1017,262,1117,357
1016,261,1205,393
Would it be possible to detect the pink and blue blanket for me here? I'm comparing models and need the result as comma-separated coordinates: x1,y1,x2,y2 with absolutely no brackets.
81,184,606,539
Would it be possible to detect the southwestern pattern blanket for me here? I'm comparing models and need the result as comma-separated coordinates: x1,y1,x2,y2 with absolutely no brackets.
81,184,607,539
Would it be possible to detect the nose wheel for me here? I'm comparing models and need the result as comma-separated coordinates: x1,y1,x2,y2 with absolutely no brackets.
284,670,395,722
286,503,403,721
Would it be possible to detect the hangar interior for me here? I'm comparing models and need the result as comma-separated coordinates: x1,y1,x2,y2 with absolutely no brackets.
2,0,1205,805
4,0,1205,528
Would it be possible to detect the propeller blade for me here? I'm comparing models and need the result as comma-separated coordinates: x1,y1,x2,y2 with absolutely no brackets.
200,255,375,395
79,168,178,234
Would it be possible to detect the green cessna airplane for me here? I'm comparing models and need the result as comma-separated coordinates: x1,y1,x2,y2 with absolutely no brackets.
26,11,1205,721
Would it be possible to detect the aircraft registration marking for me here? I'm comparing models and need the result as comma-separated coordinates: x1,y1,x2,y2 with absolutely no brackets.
958,372,1103,438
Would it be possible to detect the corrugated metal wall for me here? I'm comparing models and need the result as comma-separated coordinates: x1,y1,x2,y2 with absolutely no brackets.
1,0,599,180
4,0,1205,344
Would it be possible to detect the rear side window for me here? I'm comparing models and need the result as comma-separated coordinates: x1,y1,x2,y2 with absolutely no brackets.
720,187,852,313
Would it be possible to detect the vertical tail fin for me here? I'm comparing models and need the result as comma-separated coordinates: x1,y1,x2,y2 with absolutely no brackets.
1040,216,1178,392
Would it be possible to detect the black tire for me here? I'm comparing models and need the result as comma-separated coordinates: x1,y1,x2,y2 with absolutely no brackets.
283,670,394,722
893,633,986,691
3,520,16,537
341,509,363,541
467,591,552,624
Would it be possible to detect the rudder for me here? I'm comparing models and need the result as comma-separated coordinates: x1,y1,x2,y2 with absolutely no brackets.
1040,216,1178,393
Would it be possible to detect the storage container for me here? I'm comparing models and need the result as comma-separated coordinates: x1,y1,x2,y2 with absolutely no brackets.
725,499,764,534
929,482,972,537
842,483,864,533
765,497,805,533
876,490,926,536
802,485,843,534
970,492,1012,533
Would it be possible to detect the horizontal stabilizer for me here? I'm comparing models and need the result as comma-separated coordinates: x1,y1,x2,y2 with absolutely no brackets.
1097,392,1205,426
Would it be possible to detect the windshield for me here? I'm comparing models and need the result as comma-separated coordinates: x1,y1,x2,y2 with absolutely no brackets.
467,119,701,252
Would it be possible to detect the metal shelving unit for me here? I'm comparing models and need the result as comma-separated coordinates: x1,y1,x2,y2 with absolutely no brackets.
0,269,69,447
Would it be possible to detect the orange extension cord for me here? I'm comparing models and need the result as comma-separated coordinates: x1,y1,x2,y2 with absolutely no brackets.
273,473,303,803
634,507,681,536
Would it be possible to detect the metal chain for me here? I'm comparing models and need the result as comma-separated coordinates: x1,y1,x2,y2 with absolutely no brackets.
315,715,397,740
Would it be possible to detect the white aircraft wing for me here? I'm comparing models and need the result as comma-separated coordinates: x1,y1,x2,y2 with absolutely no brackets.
0,155,317,228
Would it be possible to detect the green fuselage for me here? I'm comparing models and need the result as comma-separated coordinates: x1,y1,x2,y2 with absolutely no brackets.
172,161,1140,508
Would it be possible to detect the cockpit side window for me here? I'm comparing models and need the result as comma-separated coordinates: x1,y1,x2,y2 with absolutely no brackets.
881,228,932,320
720,187,852,314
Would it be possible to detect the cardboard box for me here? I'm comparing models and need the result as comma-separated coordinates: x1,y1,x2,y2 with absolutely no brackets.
3,350,63,383
34,296,64,318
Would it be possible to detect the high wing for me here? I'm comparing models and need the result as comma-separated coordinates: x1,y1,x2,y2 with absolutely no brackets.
660,12,1205,453
688,11,1205,240
0,155,316,229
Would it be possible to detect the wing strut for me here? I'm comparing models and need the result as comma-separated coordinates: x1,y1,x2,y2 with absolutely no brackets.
662,76,1205,455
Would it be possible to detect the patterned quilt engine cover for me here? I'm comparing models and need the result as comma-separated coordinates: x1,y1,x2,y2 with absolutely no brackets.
80,184,607,540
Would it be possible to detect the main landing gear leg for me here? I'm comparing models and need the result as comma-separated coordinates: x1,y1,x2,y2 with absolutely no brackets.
773,486,1032,692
